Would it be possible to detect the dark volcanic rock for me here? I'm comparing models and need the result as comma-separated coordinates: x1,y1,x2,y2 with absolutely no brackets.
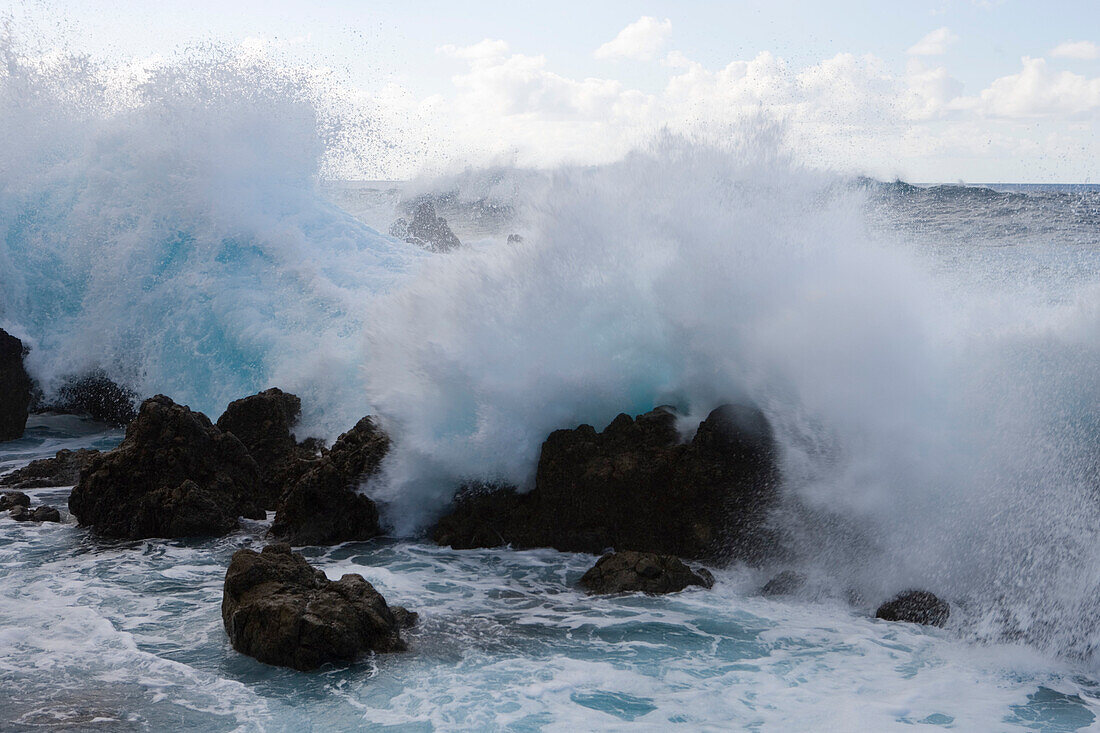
216,388,316,508
580,551,714,595
0,491,31,511
390,201,461,253
0,449,100,489
432,404,782,561
0,328,32,441
875,590,950,627
69,395,265,539
38,371,138,426
760,570,807,598
222,543,413,670
270,416,389,546
9,504,61,522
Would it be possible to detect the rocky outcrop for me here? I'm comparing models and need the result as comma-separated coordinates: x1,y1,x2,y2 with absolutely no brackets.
0,328,32,441
0,491,31,511
875,590,950,627
10,505,61,523
216,388,317,508
760,570,807,598
270,417,388,546
0,449,100,489
69,395,265,539
390,201,461,253
37,371,138,426
222,543,414,670
432,404,782,561
579,551,714,595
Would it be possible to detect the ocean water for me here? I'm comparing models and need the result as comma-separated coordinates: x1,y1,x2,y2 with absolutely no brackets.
3,421,1100,732
3,41,1100,731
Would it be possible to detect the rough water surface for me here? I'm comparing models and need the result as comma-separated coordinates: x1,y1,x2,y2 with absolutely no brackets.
2,419,1100,731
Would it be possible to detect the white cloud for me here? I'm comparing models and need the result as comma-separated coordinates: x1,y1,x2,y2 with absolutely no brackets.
1050,40,1100,60
967,57,1100,117
907,27,959,56
594,17,672,61
369,37,1099,182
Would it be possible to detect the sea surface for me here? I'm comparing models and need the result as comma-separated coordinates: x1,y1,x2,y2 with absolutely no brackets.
3,176,1100,730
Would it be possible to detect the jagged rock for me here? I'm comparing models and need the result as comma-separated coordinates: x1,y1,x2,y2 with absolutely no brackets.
580,551,714,595
761,570,807,597
216,388,317,508
0,491,31,511
222,543,414,671
432,404,781,561
390,201,461,253
270,416,388,546
0,328,32,441
0,449,100,489
9,504,61,522
875,590,950,627
37,371,138,426
69,395,265,539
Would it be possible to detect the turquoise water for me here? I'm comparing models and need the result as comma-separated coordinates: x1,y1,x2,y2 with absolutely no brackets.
2,419,1100,731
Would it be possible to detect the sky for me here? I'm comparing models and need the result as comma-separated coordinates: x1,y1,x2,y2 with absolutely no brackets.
6,0,1100,182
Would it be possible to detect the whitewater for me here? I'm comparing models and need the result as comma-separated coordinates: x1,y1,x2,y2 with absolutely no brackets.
3,40,1100,731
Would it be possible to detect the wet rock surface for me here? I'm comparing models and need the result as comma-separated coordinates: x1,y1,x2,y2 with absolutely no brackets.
270,416,389,546
0,449,100,489
0,491,31,511
36,371,138,426
579,551,714,595
222,543,414,671
10,505,62,523
432,404,782,561
216,388,317,508
0,328,32,442
760,570,807,598
69,395,265,539
875,590,950,627
389,201,461,252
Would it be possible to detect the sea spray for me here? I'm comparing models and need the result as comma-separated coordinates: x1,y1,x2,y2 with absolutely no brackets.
362,134,1100,660
0,35,420,437
2,32,1100,663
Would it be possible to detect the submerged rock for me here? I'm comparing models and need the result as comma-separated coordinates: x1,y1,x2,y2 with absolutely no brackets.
271,416,389,546
580,551,714,595
0,328,32,442
216,388,317,508
69,395,265,539
433,404,782,561
390,201,461,253
222,543,414,671
37,371,138,426
10,504,62,523
0,491,31,511
875,590,950,627
0,449,100,489
760,570,807,598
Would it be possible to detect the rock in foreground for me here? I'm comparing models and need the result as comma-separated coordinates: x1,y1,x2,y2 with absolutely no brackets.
875,590,950,627
10,505,62,523
0,491,31,511
433,404,781,561
580,551,714,595
222,543,414,671
0,449,100,489
270,416,388,546
0,328,32,442
69,395,265,539
216,388,316,508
